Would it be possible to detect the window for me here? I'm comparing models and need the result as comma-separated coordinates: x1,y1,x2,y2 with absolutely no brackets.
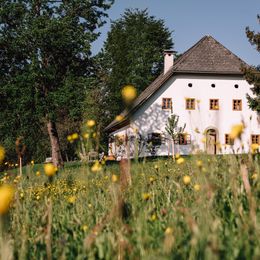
147,133,162,146
174,134,191,145
186,98,195,110
251,135,260,144
233,99,242,111
234,84,239,89
225,134,234,145
209,99,219,110
188,83,193,87
162,98,172,110
211,84,216,88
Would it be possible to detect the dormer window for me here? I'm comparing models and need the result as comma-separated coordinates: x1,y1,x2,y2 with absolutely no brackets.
251,135,260,144
225,134,234,145
162,98,172,110
233,99,242,111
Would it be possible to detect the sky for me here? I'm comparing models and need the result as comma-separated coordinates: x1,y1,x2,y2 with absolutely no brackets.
92,0,259,66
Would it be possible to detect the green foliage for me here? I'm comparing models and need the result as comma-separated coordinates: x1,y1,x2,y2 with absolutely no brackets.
165,114,186,141
1,154,260,258
243,15,260,112
0,0,114,163
94,8,173,120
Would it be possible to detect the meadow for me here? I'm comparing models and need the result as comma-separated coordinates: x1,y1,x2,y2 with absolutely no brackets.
0,153,260,260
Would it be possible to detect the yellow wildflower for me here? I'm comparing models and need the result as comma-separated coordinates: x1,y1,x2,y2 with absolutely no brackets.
0,146,5,164
194,184,200,191
154,164,158,170
165,227,174,235
44,163,57,177
83,133,89,139
149,177,155,183
175,153,180,159
111,174,118,182
91,161,102,173
68,196,76,204
20,192,24,199
251,144,259,153
121,85,137,104
252,173,258,180
183,175,191,185
82,225,88,232
86,120,95,128
71,133,79,140
196,160,203,167
67,135,73,142
0,185,14,215
176,157,185,165
115,115,124,122
230,124,244,139
36,195,40,200
31,160,34,165
142,193,151,201
150,214,157,221
36,171,41,176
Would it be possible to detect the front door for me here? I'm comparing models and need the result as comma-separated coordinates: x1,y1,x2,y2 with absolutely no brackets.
206,129,217,154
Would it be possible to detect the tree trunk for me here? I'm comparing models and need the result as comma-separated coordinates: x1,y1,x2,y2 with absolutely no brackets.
47,120,64,167
171,139,175,161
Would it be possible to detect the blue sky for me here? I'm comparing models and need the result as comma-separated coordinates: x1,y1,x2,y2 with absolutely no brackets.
92,0,259,66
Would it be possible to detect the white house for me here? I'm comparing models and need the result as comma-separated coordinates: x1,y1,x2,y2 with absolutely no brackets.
105,36,260,158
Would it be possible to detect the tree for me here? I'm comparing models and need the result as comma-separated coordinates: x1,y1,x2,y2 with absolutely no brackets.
100,8,173,119
0,0,114,166
243,15,260,113
165,114,186,160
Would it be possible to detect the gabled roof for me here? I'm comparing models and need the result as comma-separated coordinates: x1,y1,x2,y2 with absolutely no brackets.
105,35,248,132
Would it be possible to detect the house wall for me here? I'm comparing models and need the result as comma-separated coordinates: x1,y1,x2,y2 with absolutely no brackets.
109,74,260,158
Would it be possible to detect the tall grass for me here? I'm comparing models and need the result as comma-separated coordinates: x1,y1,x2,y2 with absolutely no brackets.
0,154,260,259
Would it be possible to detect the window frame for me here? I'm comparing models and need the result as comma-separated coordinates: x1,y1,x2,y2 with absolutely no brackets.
225,134,234,145
174,134,191,145
185,98,196,110
233,99,242,111
209,99,219,110
251,134,260,145
162,98,172,110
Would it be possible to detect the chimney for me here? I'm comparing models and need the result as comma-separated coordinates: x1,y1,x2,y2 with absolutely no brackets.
164,50,175,74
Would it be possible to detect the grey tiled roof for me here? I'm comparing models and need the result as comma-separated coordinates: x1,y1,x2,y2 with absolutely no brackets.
105,35,248,132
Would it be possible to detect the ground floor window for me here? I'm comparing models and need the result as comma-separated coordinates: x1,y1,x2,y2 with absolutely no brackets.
225,134,234,145
174,134,191,145
251,134,260,144
147,133,162,146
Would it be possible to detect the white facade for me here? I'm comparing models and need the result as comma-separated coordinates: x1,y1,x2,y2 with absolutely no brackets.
107,36,260,159
108,74,260,158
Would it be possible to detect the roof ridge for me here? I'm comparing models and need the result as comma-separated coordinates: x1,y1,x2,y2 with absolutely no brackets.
172,35,210,69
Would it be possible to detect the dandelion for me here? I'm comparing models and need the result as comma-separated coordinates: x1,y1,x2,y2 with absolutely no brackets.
0,146,5,164
201,137,206,143
194,184,200,191
36,195,40,200
92,133,97,138
251,144,259,153
36,171,41,176
196,160,203,167
150,214,157,221
88,203,92,208
68,196,76,204
31,160,34,165
91,161,102,173
121,85,137,104
142,193,151,201
183,175,191,185
252,173,258,180
0,185,14,215
44,163,57,177
154,164,159,170
230,124,244,139
175,153,180,159
20,192,24,199
86,120,95,128
149,177,155,183
165,227,173,235
82,225,88,232
111,174,118,182
67,135,73,142
71,133,79,140
176,157,185,165
115,115,124,122
83,133,89,139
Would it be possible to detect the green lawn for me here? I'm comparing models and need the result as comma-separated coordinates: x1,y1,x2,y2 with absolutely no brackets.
0,154,260,259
